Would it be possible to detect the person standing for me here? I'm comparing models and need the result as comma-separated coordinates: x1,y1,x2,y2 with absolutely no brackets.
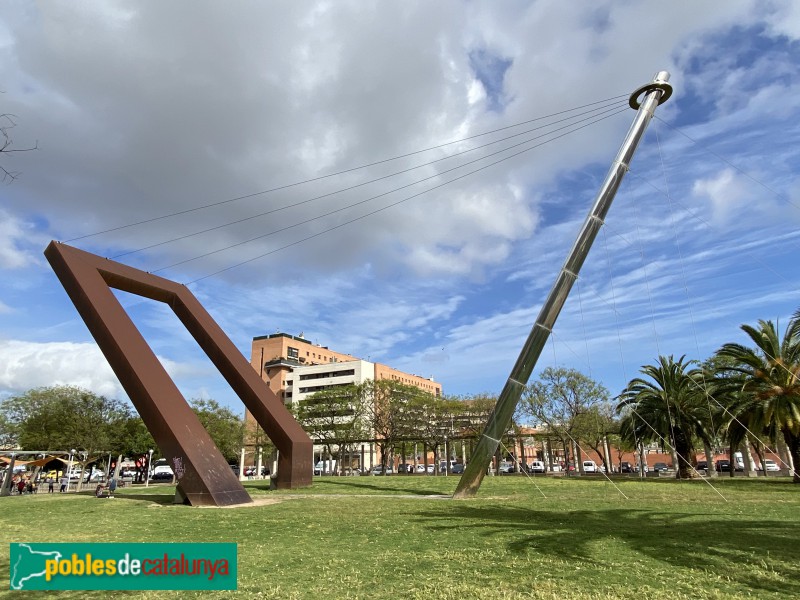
59,475,68,493
107,476,118,498
48,478,55,493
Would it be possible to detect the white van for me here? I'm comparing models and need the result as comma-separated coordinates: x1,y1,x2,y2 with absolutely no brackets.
527,461,546,473
582,460,598,473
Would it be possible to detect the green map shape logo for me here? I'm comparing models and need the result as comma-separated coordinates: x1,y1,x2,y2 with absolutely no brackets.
10,543,63,590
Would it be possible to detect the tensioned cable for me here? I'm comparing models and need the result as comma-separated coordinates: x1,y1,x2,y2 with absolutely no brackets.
598,216,726,499
543,328,629,498
560,428,629,499
626,403,728,501
113,101,627,260
610,174,798,476
176,109,629,283
653,121,719,460
64,94,629,243
603,117,795,487
654,115,800,213
496,438,547,498
622,124,798,476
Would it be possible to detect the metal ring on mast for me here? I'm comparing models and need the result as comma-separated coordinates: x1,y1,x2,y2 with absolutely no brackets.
629,79,673,109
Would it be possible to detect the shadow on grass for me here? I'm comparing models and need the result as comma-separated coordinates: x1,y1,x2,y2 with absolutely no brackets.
415,503,800,596
311,478,445,496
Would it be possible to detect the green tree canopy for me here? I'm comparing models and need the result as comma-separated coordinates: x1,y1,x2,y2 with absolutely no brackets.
0,385,130,457
521,367,609,473
715,310,800,482
617,355,712,479
189,398,244,463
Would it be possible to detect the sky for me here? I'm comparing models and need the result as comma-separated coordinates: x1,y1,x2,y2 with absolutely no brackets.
1,1,799,415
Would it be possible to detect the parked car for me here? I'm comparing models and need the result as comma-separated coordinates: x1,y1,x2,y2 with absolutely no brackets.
498,462,515,474
397,463,413,474
620,462,634,473
451,463,465,474
652,462,669,473
761,459,780,472
370,465,393,475
527,461,546,474
715,460,730,472
696,460,707,471
83,470,106,482
582,460,598,473
425,464,435,474
414,464,426,474
150,471,174,482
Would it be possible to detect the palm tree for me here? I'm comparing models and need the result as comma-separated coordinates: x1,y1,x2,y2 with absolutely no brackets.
715,310,800,483
617,355,713,479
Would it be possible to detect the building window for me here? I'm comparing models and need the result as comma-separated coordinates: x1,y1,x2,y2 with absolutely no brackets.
288,347,299,359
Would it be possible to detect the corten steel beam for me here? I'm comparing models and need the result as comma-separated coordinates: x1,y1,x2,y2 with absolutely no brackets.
44,242,313,506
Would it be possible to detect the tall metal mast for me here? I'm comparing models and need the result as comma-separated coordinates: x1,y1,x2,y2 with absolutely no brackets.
453,71,673,499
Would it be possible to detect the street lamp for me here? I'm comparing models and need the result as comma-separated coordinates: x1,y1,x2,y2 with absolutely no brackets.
145,449,153,487
66,449,76,492
444,435,448,477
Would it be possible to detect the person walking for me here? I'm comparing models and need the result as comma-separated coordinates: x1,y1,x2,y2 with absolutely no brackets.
59,475,68,493
48,478,55,493
17,479,26,495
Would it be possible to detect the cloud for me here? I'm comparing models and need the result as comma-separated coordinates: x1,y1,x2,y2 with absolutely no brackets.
1,1,798,403
0,210,37,269
0,339,208,400
0,340,122,397
1,0,779,285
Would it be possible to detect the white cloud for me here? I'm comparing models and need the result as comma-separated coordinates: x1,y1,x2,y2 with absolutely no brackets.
1,1,798,402
692,169,760,224
0,339,207,399
0,340,122,397
0,210,36,269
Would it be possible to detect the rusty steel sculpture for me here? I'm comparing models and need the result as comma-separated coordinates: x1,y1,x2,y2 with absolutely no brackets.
45,242,312,506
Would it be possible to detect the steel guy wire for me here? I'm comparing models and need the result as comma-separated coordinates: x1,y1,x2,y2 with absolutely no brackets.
112,101,627,260
64,94,629,243
178,109,629,283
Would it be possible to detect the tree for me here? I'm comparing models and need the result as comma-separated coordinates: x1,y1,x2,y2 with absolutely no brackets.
0,386,131,489
294,385,369,474
0,386,129,453
573,403,616,473
115,415,156,483
244,421,276,475
715,311,800,483
406,394,459,474
0,111,37,183
521,367,609,476
190,399,244,463
361,380,420,474
617,355,713,479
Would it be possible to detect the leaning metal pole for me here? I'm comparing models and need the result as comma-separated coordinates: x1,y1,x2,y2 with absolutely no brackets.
453,71,673,499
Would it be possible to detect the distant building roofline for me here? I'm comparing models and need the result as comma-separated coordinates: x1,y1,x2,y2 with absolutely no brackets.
253,332,314,345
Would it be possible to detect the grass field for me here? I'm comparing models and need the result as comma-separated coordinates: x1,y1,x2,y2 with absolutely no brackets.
2,475,799,599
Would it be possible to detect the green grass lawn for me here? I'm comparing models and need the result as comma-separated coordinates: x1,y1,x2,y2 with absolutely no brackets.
2,475,798,599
